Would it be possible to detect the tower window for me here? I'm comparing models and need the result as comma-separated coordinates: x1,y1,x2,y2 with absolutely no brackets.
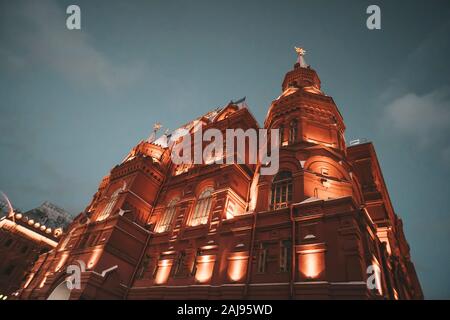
279,125,285,146
156,198,179,233
289,119,298,144
97,188,121,221
271,171,293,209
189,188,213,226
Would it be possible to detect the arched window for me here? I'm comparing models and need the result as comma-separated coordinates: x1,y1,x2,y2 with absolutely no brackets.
271,171,293,209
190,188,213,226
289,119,298,144
156,198,179,233
97,188,121,221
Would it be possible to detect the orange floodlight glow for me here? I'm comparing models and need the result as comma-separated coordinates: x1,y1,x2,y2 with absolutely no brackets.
299,249,325,279
227,253,248,282
195,255,216,283
87,249,102,269
155,259,172,285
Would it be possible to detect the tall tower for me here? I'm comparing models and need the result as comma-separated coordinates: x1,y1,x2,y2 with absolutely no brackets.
257,47,359,211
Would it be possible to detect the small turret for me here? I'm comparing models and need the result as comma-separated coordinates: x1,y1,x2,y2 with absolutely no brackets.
281,47,321,92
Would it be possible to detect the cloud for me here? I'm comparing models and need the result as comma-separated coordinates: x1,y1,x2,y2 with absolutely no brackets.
384,88,450,142
0,0,144,90
378,19,450,165
383,87,450,162
380,20,450,103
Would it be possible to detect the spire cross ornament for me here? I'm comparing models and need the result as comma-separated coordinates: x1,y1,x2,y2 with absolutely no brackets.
294,46,308,67
147,122,163,143
295,47,306,56
153,122,162,132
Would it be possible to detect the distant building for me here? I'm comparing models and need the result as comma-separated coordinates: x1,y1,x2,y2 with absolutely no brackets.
18,49,422,300
0,202,71,297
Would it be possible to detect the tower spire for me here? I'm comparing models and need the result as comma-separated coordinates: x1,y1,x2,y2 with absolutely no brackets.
295,46,308,68
147,122,162,143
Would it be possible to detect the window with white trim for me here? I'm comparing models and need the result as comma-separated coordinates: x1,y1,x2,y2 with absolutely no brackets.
97,188,121,221
271,171,293,209
156,198,179,233
189,188,213,226
279,240,292,272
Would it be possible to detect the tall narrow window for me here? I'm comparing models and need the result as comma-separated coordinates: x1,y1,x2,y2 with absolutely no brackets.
190,188,213,226
279,125,285,146
172,251,185,276
279,240,292,272
289,119,298,144
97,188,121,221
156,199,178,233
137,254,151,279
191,249,202,276
257,243,267,273
152,258,160,279
271,171,293,209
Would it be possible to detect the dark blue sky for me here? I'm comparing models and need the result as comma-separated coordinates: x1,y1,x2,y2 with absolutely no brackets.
1,0,449,298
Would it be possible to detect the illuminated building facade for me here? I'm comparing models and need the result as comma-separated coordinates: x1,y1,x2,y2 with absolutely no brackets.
0,202,71,297
17,50,423,300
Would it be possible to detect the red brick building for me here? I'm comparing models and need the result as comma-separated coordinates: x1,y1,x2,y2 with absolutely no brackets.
17,50,423,300
0,202,71,298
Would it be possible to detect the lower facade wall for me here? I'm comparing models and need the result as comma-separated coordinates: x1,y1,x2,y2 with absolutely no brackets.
127,282,372,300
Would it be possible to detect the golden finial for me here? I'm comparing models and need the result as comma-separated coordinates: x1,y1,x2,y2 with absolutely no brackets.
294,46,308,67
295,47,306,56
153,122,162,132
